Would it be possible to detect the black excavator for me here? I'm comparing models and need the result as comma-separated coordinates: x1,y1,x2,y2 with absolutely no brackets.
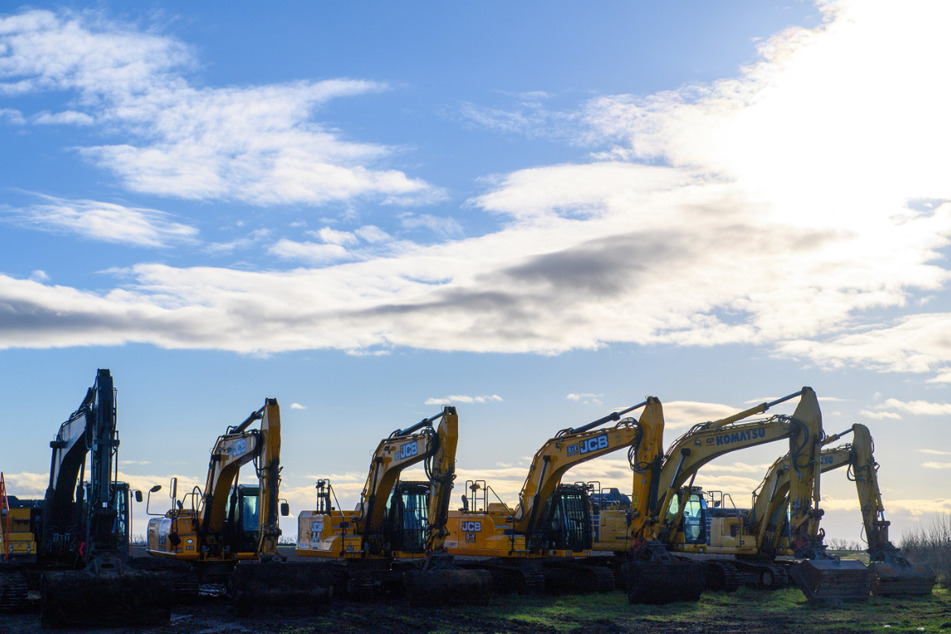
1,369,172,627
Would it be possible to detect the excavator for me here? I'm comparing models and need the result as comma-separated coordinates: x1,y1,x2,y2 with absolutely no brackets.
593,387,871,603
296,406,489,602
146,398,332,611
752,423,935,596
0,369,172,627
444,397,701,601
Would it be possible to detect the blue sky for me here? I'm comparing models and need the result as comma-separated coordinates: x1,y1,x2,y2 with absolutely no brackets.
1,1,949,544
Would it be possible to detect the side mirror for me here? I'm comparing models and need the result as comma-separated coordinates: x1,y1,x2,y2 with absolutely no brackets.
146,484,164,516
280,502,290,517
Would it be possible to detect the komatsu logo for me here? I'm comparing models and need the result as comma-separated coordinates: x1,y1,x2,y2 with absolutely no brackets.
566,434,609,457
399,441,419,460
713,428,766,446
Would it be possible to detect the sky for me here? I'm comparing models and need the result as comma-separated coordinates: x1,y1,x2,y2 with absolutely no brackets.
1,1,949,548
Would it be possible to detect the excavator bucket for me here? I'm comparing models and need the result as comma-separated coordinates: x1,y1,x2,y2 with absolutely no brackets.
869,560,936,596
229,560,334,614
403,568,493,605
623,546,705,604
40,566,172,628
788,558,871,603
623,560,705,604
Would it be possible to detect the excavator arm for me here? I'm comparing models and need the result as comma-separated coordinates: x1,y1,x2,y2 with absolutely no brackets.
200,402,272,538
512,398,659,536
357,407,455,538
424,407,458,554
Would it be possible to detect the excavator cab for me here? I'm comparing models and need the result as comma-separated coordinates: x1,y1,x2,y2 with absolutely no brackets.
535,484,593,553
225,485,262,555
666,490,708,546
384,481,429,553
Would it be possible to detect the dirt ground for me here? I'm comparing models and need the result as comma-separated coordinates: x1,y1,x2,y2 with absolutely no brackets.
3,586,949,634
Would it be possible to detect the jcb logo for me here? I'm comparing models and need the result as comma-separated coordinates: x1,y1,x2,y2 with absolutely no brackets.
399,441,419,460
579,434,609,455
461,521,482,532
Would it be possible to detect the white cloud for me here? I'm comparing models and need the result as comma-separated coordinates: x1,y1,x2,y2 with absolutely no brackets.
32,110,93,125
0,9,435,206
424,394,503,405
862,398,951,418
0,1,949,378
316,227,359,246
918,449,951,456
290,403,306,410
267,239,350,264
566,392,603,406
0,107,25,124
400,213,464,237
355,225,391,244
923,462,951,470
7,196,198,247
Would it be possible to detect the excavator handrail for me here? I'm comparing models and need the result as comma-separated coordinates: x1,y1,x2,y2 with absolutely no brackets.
557,400,649,437
392,409,448,438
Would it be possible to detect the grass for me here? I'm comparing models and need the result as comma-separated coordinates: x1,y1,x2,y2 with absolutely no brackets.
416,585,951,633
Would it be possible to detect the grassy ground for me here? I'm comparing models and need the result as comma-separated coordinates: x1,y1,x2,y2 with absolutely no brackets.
290,586,951,634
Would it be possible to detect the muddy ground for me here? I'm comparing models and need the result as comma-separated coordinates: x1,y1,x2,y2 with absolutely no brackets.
3,585,949,634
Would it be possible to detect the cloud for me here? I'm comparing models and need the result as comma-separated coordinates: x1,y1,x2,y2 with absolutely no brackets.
919,449,951,456
400,213,464,237
0,1,949,379
0,107,25,124
861,398,951,419
0,9,434,206
5,195,198,247
566,392,603,406
424,394,503,405
923,462,951,470
32,110,94,125
316,227,359,246
289,403,306,410
267,239,351,264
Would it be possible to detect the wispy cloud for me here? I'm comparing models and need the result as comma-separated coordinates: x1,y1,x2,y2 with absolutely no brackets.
0,9,434,207
861,398,951,420
6,196,198,247
290,403,307,410
566,392,603,406
424,394,503,405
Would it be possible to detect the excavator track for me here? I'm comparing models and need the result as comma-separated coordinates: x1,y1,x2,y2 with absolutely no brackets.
703,560,740,592
0,571,32,612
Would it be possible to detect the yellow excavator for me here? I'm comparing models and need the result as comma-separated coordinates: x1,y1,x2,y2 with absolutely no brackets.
594,387,871,602
754,423,935,596
296,406,488,601
147,398,332,611
444,398,700,600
